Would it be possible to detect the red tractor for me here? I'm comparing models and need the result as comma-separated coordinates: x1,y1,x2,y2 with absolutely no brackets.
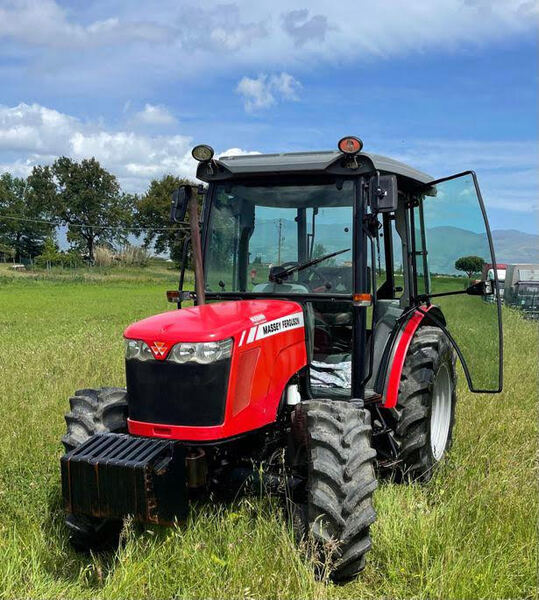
61,137,503,580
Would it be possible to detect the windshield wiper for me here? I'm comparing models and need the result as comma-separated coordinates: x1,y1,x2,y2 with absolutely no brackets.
270,248,350,283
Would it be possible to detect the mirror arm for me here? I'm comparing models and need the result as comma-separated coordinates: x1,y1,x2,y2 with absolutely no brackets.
176,236,191,309
189,193,205,305
416,279,492,303
416,289,469,302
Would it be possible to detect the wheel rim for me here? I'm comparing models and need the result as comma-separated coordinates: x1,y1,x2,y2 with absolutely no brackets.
430,363,452,460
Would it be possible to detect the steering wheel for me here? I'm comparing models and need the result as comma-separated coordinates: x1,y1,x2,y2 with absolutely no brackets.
305,264,333,292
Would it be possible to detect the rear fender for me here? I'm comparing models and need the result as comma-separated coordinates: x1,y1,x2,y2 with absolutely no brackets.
376,305,436,409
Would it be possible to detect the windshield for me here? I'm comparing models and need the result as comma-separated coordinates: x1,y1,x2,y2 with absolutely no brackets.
204,180,355,295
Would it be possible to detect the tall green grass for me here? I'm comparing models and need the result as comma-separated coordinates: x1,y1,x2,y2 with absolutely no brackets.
0,279,536,599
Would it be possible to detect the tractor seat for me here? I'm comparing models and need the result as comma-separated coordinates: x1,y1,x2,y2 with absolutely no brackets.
310,352,352,391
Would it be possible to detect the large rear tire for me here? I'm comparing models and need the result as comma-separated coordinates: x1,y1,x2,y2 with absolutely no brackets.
290,400,377,582
383,326,457,483
62,387,128,551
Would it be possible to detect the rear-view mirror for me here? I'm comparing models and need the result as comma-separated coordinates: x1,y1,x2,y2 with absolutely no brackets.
170,185,192,223
466,280,492,296
370,174,398,213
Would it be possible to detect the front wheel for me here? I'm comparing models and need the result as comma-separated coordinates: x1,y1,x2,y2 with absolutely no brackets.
382,326,457,483
289,400,377,582
62,387,128,551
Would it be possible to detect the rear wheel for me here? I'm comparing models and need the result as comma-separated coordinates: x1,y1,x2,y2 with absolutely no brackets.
62,387,128,551
382,326,457,482
290,400,377,582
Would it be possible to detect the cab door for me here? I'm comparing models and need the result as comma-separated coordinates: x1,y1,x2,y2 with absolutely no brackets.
414,171,503,392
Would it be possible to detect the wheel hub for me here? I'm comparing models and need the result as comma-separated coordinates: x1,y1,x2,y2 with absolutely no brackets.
430,363,452,460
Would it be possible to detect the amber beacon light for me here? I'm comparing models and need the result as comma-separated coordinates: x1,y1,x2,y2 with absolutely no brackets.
338,136,363,155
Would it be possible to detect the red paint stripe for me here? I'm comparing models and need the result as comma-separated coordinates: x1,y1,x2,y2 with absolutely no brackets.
383,307,431,409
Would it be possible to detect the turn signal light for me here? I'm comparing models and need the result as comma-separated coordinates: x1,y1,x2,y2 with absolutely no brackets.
166,290,180,303
338,136,363,155
353,293,372,307
167,290,195,303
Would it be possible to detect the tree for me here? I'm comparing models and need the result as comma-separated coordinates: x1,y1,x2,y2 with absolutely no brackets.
455,255,485,278
312,243,327,258
35,237,62,269
28,157,135,262
312,242,337,265
0,173,55,262
136,174,199,264
0,242,15,262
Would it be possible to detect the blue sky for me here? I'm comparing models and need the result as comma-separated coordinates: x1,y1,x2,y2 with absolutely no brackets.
0,0,537,233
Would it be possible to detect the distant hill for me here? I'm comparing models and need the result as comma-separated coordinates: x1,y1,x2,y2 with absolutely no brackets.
426,227,538,274
491,229,539,265
249,219,538,275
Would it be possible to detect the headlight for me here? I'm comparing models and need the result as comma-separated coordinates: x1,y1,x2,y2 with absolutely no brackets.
168,338,233,364
125,339,154,361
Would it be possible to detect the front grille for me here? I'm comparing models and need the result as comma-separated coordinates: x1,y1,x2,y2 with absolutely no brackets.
125,358,231,426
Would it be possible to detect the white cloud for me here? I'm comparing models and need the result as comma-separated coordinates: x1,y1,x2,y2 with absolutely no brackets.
218,148,261,158
0,103,196,191
0,0,171,48
236,76,275,111
133,104,177,126
281,9,331,47
271,72,302,100
236,72,301,112
0,103,265,192
176,3,268,52
0,103,79,154
0,1,536,92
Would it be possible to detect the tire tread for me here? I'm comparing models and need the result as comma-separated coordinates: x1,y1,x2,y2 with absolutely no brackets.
294,399,377,581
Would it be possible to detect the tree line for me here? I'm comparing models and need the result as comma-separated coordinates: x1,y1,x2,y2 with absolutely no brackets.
0,156,196,265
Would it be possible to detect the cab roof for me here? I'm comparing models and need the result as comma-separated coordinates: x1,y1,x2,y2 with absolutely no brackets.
196,150,433,186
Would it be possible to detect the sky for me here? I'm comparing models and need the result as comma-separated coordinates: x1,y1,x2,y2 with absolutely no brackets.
0,0,537,233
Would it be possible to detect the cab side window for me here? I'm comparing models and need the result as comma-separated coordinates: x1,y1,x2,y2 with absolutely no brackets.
411,202,430,297
376,213,405,300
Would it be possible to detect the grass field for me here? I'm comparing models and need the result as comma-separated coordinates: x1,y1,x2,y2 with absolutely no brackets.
0,267,537,599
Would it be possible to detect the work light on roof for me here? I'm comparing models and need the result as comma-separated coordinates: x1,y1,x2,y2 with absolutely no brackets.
192,144,215,162
338,136,363,155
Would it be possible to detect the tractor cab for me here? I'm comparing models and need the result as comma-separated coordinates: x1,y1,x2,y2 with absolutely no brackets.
172,138,503,399
60,137,503,580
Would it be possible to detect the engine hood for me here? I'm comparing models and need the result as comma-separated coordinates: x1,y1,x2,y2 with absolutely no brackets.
124,299,304,346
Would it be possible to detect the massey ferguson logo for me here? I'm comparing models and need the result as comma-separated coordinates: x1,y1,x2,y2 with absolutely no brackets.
150,341,169,358
238,312,304,346
261,316,300,335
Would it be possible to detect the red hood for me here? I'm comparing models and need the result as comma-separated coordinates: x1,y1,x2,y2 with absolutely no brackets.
124,299,303,347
